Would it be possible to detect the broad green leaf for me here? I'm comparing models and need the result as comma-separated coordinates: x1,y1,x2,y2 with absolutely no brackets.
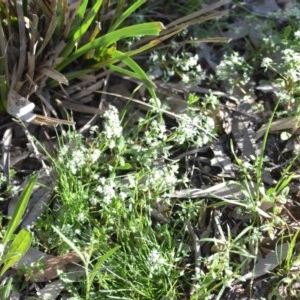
0,229,31,276
109,0,146,32
57,22,164,71
2,173,38,247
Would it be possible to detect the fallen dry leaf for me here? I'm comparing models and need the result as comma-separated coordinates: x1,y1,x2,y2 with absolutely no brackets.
26,251,82,282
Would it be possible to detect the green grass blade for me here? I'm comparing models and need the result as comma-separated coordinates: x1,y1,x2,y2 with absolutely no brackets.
68,0,88,39
0,277,13,299
109,0,146,32
52,225,86,263
110,50,155,89
2,173,38,247
59,0,90,58
89,245,120,283
53,1,66,44
57,22,164,71
0,229,32,276
72,0,103,42
0,74,7,113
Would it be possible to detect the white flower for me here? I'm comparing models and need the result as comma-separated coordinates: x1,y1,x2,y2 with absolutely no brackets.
181,73,190,83
89,196,99,205
187,54,199,68
75,229,81,235
148,248,167,276
97,177,116,204
89,125,99,133
66,148,87,174
77,212,85,222
119,192,128,200
62,224,73,234
59,145,69,157
149,51,159,62
103,106,123,143
294,30,300,39
90,149,101,163
261,57,273,69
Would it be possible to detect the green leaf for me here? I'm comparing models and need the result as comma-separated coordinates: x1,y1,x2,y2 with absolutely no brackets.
72,0,103,42
57,22,164,71
109,50,157,99
0,277,13,300
116,163,132,171
52,226,86,263
2,173,38,247
68,0,89,39
0,229,31,276
53,1,66,44
89,245,120,284
109,0,146,32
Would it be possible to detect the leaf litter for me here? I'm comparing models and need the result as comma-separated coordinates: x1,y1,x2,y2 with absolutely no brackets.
1,0,300,298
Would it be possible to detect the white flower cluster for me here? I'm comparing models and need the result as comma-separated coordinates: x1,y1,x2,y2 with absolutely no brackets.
147,51,205,84
261,57,273,70
144,119,168,146
216,51,253,88
147,248,167,276
282,49,300,82
59,142,102,175
294,30,300,39
146,164,179,192
283,7,300,22
96,177,116,205
174,113,214,146
103,105,123,149
261,46,300,99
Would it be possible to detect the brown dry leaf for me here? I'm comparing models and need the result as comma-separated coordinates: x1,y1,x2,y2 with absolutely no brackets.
231,102,256,158
26,251,82,282
243,242,289,280
134,0,230,49
170,181,255,200
55,98,108,115
32,114,76,126
39,67,69,85
255,116,300,140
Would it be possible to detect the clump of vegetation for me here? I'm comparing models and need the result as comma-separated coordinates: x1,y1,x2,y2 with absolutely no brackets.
1,0,300,299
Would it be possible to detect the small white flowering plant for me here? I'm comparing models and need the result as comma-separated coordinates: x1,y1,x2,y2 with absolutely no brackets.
259,26,300,113
33,89,216,296
216,51,253,94
148,50,206,84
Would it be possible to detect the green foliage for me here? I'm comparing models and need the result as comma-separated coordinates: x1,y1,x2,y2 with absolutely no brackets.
0,173,37,277
0,0,164,115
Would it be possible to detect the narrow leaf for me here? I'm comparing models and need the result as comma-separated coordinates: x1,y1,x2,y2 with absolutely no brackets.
2,173,38,247
72,0,103,42
89,246,120,283
68,0,88,39
0,229,32,276
52,226,86,263
111,50,155,87
57,22,164,71
109,0,146,32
